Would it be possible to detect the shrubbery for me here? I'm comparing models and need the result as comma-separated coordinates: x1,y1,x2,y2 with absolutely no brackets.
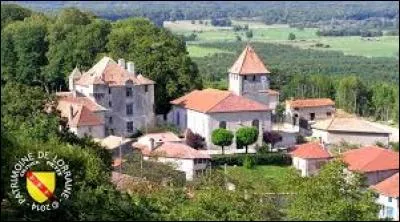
211,153,292,166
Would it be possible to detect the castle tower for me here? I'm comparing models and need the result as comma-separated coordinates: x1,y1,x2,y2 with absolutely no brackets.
228,45,274,107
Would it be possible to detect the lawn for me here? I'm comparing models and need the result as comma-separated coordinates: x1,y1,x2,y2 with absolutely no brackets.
186,45,234,57
166,20,399,58
220,165,298,193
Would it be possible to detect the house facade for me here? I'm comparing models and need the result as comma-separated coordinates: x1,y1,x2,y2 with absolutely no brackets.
133,132,211,180
168,89,271,152
312,116,391,146
371,173,399,221
342,146,399,186
290,142,332,177
285,98,335,125
57,56,155,138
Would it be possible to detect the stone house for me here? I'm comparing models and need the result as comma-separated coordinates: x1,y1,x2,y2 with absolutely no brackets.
57,56,155,138
371,173,399,221
342,146,399,186
168,88,271,153
312,116,391,146
290,142,332,177
285,98,335,125
133,132,211,181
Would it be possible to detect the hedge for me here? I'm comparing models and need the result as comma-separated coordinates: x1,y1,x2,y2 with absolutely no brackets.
211,153,292,166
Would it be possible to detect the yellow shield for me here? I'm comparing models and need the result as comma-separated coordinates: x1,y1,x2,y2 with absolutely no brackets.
26,172,56,203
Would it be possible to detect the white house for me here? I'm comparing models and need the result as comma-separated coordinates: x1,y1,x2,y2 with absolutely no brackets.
290,142,332,177
371,173,399,221
168,88,271,153
133,132,211,181
312,115,391,146
342,146,399,186
285,98,335,125
56,56,155,138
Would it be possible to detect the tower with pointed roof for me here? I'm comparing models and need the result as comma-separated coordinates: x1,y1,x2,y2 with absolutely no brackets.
228,45,279,111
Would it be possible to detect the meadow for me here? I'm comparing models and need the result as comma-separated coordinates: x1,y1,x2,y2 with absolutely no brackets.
166,20,399,58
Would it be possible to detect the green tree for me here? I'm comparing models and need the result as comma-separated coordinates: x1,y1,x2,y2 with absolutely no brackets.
1,4,32,30
236,127,258,154
286,159,379,221
211,128,234,154
107,18,202,114
288,32,296,40
245,29,253,39
336,76,371,116
371,83,395,121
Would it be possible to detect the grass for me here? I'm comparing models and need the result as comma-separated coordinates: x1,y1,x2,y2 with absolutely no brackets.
186,45,234,57
166,20,399,58
221,165,297,193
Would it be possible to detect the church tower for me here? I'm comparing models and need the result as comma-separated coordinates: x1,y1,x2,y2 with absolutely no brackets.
228,45,278,110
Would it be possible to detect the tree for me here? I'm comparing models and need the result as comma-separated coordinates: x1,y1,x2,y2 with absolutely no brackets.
236,127,258,154
245,30,253,39
288,32,296,40
211,128,234,154
1,4,32,30
236,35,242,41
286,159,379,221
107,18,202,114
263,131,282,151
185,128,205,150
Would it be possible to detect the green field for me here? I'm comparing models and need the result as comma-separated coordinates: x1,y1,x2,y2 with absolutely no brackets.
166,20,399,58
221,165,297,193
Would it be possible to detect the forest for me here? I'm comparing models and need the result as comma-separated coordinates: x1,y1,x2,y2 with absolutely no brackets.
3,1,399,27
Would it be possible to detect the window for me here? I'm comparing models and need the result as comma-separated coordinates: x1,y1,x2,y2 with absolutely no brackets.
388,197,392,202
109,117,113,124
126,104,133,115
88,127,92,133
127,121,134,133
252,119,259,129
294,108,299,111
109,129,114,135
109,101,112,107
252,75,256,81
144,85,148,92
176,112,180,125
327,112,332,117
126,87,132,97
310,113,315,121
386,206,394,218
108,87,111,94
244,76,247,80
219,121,227,129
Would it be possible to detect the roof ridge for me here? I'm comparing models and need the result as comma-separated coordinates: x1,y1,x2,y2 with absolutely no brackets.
205,91,232,113
238,46,249,75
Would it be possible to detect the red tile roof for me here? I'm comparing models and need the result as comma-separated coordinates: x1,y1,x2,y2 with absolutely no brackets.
342,146,399,173
371,173,399,198
287,98,335,108
57,95,105,127
171,88,270,113
229,45,270,75
75,57,154,86
290,142,332,159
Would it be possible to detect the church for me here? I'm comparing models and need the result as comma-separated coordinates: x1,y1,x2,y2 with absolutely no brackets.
167,45,279,153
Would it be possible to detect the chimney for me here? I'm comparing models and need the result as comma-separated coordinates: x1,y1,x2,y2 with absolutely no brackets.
69,105,74,121
127,61,135,75
118,58,126,69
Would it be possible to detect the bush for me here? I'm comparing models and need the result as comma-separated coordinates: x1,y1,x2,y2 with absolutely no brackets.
243,155,256,169
211,153,292,166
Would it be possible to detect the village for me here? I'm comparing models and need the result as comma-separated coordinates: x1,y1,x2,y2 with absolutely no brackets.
54,44,399,221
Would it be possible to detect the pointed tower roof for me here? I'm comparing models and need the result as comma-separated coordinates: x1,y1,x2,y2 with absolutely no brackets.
229,45,270,75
